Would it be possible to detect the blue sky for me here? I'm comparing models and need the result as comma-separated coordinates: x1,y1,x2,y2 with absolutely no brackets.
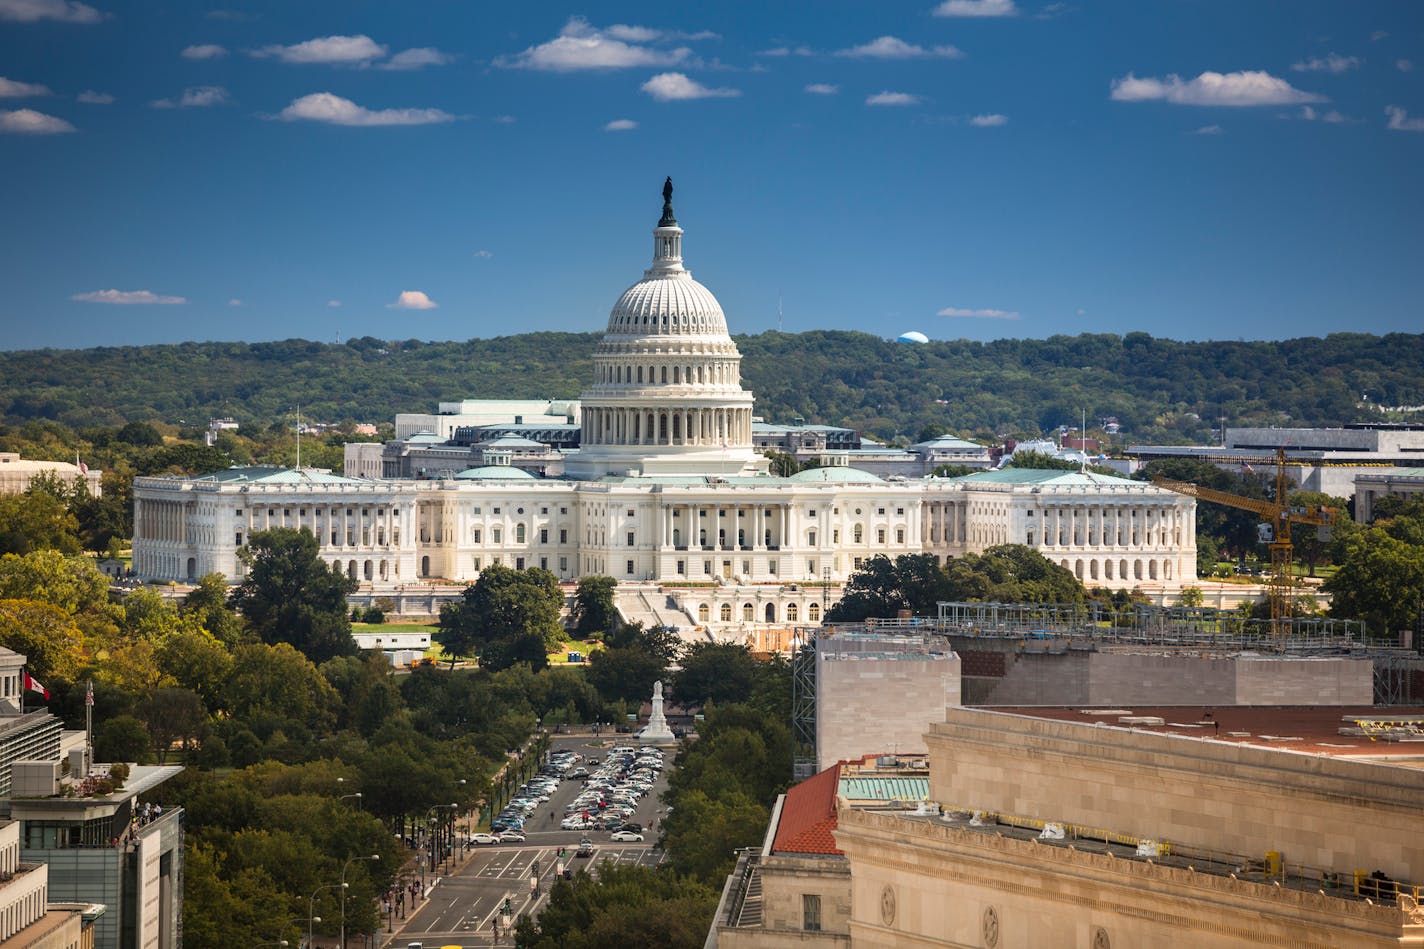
1,0,1420,350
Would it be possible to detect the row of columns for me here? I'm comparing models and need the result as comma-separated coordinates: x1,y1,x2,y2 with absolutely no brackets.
654,503,788,550
242,502,405,550
583,406,751,448
135,499,189,542
1040,503,1190,549
597,360,736,386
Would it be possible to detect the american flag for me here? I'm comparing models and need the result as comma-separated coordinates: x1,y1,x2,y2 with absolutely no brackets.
86,681,94,707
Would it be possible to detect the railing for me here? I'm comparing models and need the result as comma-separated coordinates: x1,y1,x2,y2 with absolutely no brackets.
938,805,1422,906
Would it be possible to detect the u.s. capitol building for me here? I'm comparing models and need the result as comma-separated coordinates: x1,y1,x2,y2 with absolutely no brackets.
132,183,1196,628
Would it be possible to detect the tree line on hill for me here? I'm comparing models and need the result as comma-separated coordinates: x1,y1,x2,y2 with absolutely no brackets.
3,330,1421,446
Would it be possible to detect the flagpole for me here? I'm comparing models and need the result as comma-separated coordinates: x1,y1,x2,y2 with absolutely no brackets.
85,679,94,773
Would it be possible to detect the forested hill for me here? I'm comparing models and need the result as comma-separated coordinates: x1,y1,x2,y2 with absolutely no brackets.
2,330,1421,445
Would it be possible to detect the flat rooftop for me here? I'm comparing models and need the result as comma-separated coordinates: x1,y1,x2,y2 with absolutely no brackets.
989,705,1424,764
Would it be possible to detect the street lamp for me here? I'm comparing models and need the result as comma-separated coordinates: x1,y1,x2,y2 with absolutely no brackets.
254,942,289,948
339,854,380,949
338,791,363,807
423,803,457,887
309,882,343,948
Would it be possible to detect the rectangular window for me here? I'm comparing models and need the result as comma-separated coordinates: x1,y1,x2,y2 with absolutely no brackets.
1026,531,1035,546
516,557,525,570
299,508,307,516
627,509,635,517
808,560,817,574
493,507,501,515
378,529,386,545
473,506,482,515
235,532,243,546
854,557,863,568
493,528,502,543
331,531,339,545
896,528,905,544
896,507,905,516
877,529,886,544
473,557,481,571
626,559,635,575
541,507,549,515
540,557,548,570
704,559,713,575
803,895,822,932
560,507,568,514
877,507,886,515
393,528,400,544
677,560,685,575
627,531,635,546
808,509,817,517
559,529,568,543
768,561,777,575
473,529,482,543
540,529,549,544
559,557,568,572
347,531,355,546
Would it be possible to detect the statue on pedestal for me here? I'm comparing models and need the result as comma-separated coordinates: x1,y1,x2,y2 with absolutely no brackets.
638,679,676,743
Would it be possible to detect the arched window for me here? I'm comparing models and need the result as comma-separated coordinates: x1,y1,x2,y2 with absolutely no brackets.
420,555,430,577
661,366,668,383
787,603,799,622
637,366,644,383
743,603,754,621
808,529,817,546
853,524,864,543
697,603,710,622
515,524,526,543
765,603,776,623
808,602,821,622
720,603,732,622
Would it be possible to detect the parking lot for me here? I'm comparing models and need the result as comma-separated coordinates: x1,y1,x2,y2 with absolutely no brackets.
393,735,673,947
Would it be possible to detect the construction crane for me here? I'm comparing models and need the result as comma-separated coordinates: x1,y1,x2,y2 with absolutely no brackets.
1151,448,1335,643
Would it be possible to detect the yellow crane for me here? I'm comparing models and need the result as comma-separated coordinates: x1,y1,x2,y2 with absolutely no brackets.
1151,448,1335,642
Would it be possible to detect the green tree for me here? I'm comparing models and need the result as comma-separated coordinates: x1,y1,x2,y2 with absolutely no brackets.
671,643,760,709
1290,491,1348,577
183,573,246,646
0,491,81,555
570,575,618,638
603,622,682,662
138,687,209,763
943,545,1085,603
761,449,800,477
1138,458,1270,557
436,565,563,671
585,647,665,706
0,598,84,682
514,864,718,949
660,788,769,884
930,463,975,478
229,528,357,663
96,714,153,764
222,642,341,738
1324,523,1424,639
825,553,952,622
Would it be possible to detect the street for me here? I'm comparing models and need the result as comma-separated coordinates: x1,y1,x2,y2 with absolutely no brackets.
387,734,673,948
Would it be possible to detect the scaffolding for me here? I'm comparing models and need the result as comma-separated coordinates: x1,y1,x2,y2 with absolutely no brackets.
791,637,818,782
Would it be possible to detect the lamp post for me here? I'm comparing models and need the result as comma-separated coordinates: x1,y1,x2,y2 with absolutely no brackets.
254,942,289,948
338,791,363,808
309,882,342,948
339,853,380,949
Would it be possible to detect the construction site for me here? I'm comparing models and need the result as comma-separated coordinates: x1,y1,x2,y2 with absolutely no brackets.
791,600,1424,780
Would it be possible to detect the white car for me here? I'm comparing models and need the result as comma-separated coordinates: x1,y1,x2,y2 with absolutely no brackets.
498,831,526,843
610,830,644,842
469,833,500,845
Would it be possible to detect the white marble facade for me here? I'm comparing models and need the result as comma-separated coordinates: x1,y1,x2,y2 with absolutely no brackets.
132,183,1195,623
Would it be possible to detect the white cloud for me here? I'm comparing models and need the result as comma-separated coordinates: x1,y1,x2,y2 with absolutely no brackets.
970,113,1007,126
1291,52,1360,74
641,72,739,101
0,76,50,98
151,86,229,109
492,115,515,123
500,17,692,71
1386,106,1424,132
255,34,387,65
72,289,186,304
227,298,242,307
1193,124,1224,135
1297,105,1350,123
866,91,920,107
760,45,813,57
327,299,342,308
277,92,455,127
380,47,454,71
837,36,962,59
182,43,228,60
1398,59,1414,73
933,0,1017,16
1074,308,1086,316
1371,30,1389,42
0,108,74,133
473,249,494,258
937,306,1019,320
1110,70,1325,106
387,290,437,310
0,0,101,23
76,90,113,104
604,118,638,130
805,83,838,95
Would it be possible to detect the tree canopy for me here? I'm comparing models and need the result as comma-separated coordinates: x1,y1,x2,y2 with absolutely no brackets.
436,564,565,671
570,575,618,638
228,528,357,663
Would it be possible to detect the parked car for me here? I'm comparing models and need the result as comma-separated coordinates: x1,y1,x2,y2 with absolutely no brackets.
469,833,500,845
610,830,644,842
498,831,526,843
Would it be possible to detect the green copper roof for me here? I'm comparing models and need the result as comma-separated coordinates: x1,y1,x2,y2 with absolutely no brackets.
838,776,930,803
454,465,538,480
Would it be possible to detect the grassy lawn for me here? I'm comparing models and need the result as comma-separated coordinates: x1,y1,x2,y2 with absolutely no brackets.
352,621,436,633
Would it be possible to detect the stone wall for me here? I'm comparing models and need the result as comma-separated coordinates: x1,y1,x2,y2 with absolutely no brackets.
834,807,1420,949
815,648,960,770
928,708,1424,880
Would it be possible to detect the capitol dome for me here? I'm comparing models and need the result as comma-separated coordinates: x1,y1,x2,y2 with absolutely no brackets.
563,178,761,480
